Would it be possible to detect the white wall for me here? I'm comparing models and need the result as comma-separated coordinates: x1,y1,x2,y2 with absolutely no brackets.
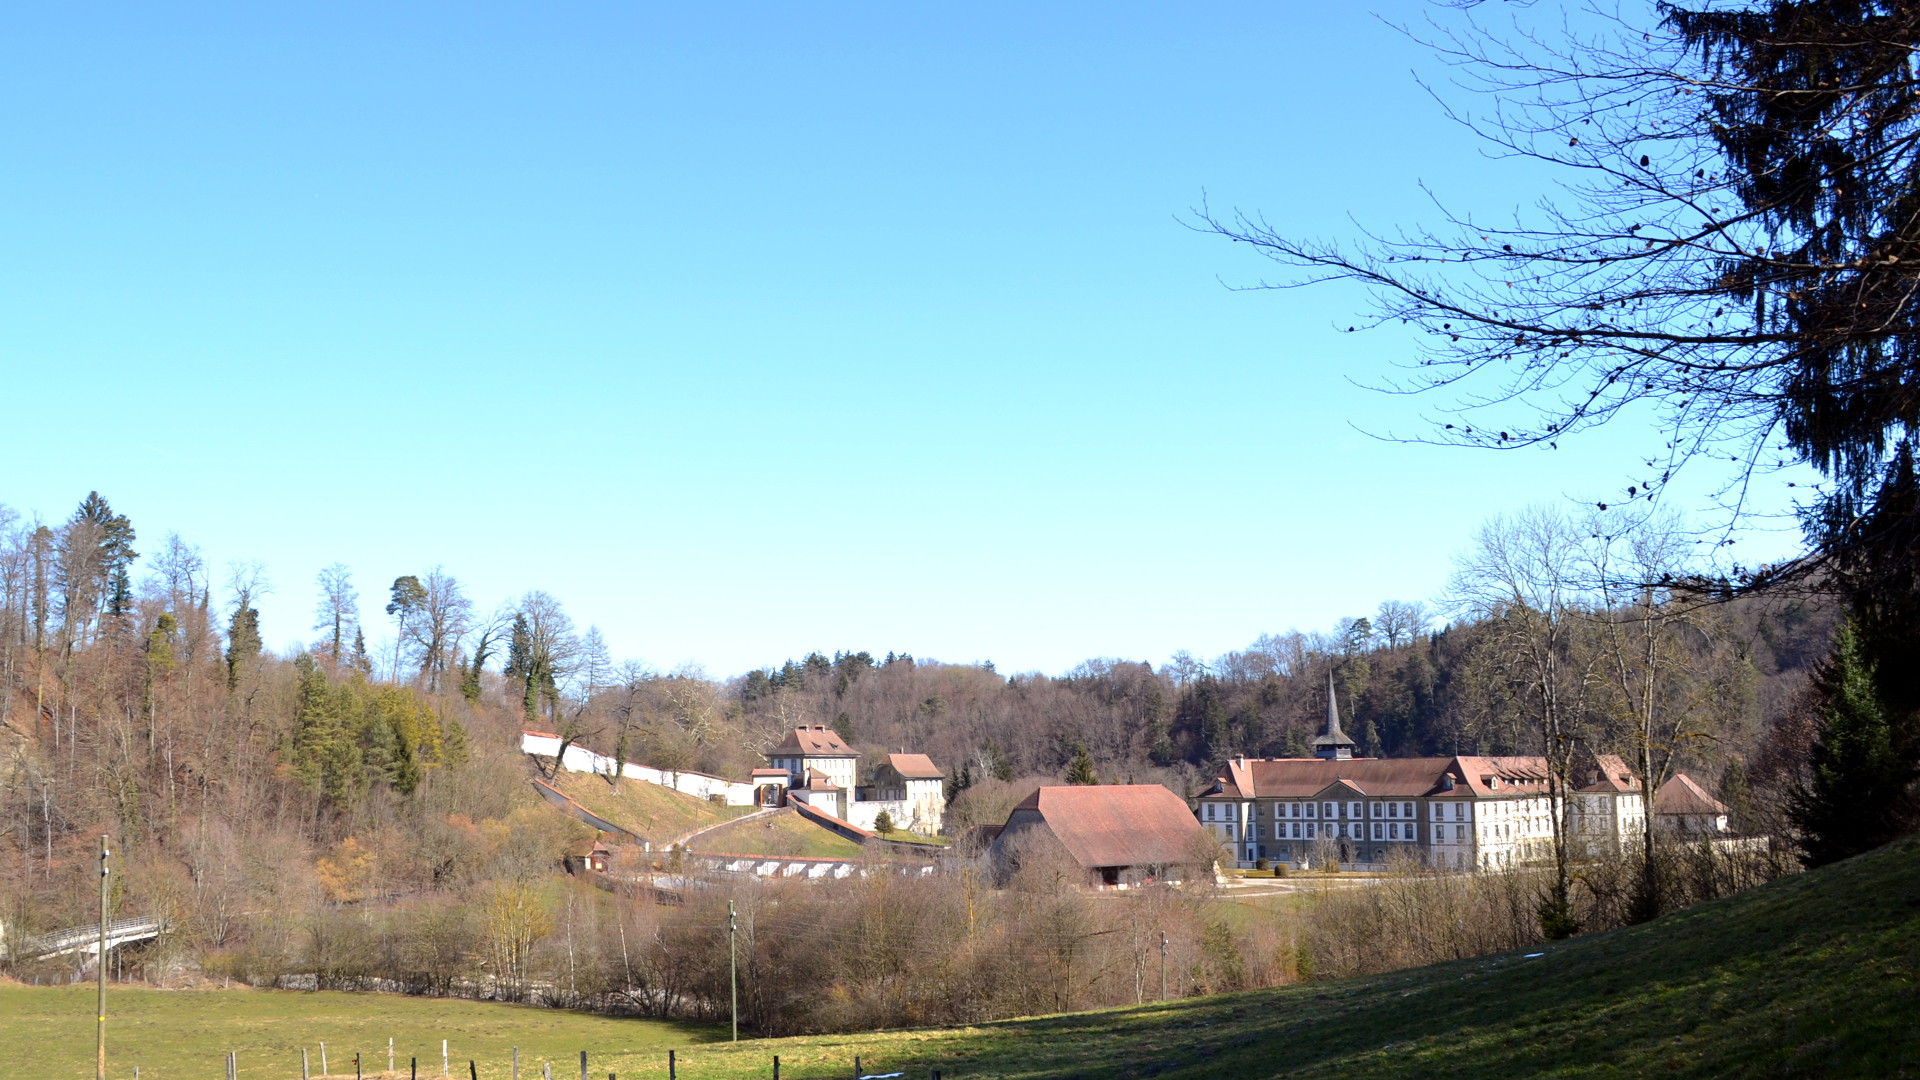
522,732,758,806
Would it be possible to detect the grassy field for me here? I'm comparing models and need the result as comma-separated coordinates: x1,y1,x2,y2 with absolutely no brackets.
875,830,948,847
542,770,755,845
0,984,719,1080
10,832,1916,1078
693,809,866,859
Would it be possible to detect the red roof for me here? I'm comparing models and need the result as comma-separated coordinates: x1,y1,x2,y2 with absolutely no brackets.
1005,785,1213,869
1577,753,1642,793
883,753,942,780
1218,757,1455,799
803,767,839,791
770,725,857,757
1205,754,1596,801
750,768,789,777
1654,772,1729,816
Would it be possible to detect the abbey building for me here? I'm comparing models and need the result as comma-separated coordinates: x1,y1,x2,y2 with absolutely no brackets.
1195,674,1647,871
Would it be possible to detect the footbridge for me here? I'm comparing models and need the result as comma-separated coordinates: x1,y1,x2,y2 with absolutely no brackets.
8,917,168,966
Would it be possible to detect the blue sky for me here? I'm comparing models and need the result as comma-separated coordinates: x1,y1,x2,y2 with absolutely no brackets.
2,2,1809,677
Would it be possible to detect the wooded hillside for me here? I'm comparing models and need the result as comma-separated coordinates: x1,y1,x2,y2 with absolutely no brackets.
0,493,1833,943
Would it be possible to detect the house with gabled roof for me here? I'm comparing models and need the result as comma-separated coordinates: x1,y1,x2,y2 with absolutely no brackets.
1195,677,1645,871
1653,772,1730,837
765,726,947,836
988,784,1217,889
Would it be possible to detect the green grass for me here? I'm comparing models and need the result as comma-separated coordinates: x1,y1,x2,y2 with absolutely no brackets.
0,984,719,1080
13,834,1918,1079
691,809,866,859
543,770,754,845
875,830,949,847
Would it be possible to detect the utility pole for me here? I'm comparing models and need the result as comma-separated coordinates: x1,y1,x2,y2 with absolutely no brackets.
1158,931,1168,1002
97,834,110,1080
728,900,739,1042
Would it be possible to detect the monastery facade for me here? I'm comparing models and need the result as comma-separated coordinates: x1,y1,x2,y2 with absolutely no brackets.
1195,675,1647,871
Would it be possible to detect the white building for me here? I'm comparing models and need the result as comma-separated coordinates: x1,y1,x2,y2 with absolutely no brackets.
767,726,947,836
1194,676,1645,871
1653,772,1731,837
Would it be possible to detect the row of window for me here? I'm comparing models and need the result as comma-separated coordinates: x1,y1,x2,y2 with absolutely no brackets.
1219,821,1428,841
1203,800,1426,821
1202,797,1573,825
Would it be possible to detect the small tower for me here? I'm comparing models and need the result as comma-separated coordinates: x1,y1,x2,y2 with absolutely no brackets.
1313,669,1356,761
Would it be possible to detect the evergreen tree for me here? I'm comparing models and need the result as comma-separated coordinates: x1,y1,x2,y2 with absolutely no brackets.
225,605,261,691
945,764,975,803
386,574,427,681
1066,743,1098,785
1717,757,1757,836
73,491,137,620
1791,621,1914,865
984,738,1014,782
351,626,372,676
504,614,537,723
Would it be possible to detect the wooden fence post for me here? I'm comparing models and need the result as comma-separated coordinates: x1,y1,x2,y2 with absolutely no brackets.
321,1042,329,1077
303,1047,310,1080
580,1051,588,1080
854,1054,861,1080
667,1051,675,1080
773,1055,780,1080
470,1060,478,1080
513,1048,520,1080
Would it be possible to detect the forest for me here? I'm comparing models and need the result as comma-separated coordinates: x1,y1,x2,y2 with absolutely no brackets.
0,491,1834,1032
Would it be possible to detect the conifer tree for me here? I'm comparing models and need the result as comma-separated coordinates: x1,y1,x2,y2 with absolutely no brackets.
1066,743,1098,785
225,605,261,691
1790,621,1914,866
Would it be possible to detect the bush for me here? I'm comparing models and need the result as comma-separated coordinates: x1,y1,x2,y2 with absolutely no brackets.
873,810,896,835
1254,857,1269,871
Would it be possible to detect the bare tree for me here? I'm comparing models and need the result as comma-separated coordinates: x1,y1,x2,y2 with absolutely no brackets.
1450,506,1600,936
411,567,471,693
313,563,359,671
1375,600,1431,650
1582,507,1722,917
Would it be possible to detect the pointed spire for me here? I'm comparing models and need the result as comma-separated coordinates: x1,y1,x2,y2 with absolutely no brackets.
1314,667,1355,760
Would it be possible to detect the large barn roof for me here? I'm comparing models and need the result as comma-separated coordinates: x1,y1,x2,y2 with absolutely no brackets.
1011,785,1211,869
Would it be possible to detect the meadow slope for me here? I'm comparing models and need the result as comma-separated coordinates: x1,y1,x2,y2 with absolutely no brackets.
5,833,1915,1079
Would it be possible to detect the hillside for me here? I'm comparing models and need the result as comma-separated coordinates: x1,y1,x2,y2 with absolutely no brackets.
692,806,867,858
537,767,755,845
3,834,1909,1078
577,831,1919,1078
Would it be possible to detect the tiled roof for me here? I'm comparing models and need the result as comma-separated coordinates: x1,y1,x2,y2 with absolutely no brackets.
1577,753,1642,793
803,767,840,791
1201,754,1591,800
1223,757,1455,799
1008,785,1213,869
769,725,857,757
884,753,943,780
1654,772,1729,816
750,768,789,777
1451,756,1555,797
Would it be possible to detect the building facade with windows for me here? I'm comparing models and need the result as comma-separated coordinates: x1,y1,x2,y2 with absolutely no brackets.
1194,678,1644,871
